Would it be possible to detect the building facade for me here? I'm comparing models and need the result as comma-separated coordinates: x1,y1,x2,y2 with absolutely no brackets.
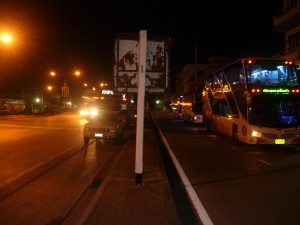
273,0,300,69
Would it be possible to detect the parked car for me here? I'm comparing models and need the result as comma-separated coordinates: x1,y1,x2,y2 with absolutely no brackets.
83,110,127,144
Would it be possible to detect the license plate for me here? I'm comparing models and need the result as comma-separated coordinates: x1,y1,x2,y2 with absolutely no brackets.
95,133,103,137
275,139,285,144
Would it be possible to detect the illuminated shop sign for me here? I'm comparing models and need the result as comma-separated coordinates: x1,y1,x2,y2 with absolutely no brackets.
102,90,114,95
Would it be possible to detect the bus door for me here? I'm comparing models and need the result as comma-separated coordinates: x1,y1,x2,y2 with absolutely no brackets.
212,98,233,136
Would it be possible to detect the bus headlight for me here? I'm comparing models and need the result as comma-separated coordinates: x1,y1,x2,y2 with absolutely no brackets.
251,130,261,137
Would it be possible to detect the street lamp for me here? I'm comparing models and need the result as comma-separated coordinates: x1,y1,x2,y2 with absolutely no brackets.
100,82,108,89
49,70,81,108
1,33,12,43
75,71,80,76
50,70,81,83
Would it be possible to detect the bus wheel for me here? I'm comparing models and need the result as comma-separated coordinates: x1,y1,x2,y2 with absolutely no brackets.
205,118,211,133
209,120,215,134
232,126,239,144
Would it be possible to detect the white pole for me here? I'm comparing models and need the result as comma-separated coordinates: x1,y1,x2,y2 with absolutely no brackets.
135,30,147,185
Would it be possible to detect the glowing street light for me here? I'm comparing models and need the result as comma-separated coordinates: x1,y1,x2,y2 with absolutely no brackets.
1,34,12,43
49,70,81,84
48,70,82,106
100,83,108,88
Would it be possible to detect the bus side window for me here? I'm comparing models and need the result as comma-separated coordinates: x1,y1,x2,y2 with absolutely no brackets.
220,99,231,116
238,66,245,85
224,67,237,85
216,71,229,86
224,62,242,86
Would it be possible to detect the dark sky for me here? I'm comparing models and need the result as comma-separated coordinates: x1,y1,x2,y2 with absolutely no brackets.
0,0,283,90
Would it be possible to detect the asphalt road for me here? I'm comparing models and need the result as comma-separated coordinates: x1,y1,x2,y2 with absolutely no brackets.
0,112,127,225
153,111,300,225
2,111,300,225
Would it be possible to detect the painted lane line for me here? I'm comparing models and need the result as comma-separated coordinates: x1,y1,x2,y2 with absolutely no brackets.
154,120,214,225
259,159,273,166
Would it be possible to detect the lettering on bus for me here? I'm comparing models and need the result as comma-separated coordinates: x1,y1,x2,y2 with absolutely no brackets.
262,88,290,93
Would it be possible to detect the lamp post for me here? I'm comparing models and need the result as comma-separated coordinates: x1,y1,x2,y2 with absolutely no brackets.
49,70,81,109
0,33,12,83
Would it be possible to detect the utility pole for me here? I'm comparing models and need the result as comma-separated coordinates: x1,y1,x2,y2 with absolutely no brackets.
135,30,147,185
195,43,198,89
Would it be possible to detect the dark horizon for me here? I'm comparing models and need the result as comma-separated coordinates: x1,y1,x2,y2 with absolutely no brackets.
0,0,284,91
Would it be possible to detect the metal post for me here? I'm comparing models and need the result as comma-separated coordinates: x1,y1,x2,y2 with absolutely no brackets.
195,43,198,89
135,30,147,185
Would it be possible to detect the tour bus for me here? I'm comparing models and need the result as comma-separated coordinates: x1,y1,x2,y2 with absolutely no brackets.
180,90,203,124
202,58,300,144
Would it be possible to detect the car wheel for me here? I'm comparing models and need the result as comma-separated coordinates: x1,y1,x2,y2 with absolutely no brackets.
84,137,90,144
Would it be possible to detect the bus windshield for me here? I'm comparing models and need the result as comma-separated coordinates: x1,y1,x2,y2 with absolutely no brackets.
248,95,300,128
246,60,299,86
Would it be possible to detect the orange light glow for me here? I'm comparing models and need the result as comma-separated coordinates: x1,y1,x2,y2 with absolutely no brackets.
251,88,261,93
1,34,12,43
284,61,293,65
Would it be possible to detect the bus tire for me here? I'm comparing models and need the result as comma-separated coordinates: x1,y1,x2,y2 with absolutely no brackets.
232,125,240,144
206,118,215,134
210,120,215,134
205,117,211,133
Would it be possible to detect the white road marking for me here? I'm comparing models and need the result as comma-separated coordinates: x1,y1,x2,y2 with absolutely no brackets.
154,120,214,225
259,159,273,166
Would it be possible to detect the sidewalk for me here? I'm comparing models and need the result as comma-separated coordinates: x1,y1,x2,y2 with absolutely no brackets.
69,115,182,225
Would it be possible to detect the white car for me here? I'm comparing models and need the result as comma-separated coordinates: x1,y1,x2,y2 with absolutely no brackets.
83,110,127,144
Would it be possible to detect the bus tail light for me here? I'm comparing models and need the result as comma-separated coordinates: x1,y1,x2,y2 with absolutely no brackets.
251,88,261,93
284,61,293,65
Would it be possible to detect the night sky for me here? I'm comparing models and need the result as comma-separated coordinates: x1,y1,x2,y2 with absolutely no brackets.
0,0,283,91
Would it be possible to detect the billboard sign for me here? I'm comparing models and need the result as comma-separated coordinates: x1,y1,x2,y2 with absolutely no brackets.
114,34,171,93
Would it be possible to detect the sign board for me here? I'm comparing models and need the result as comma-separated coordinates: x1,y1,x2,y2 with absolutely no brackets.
113,33,171,93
